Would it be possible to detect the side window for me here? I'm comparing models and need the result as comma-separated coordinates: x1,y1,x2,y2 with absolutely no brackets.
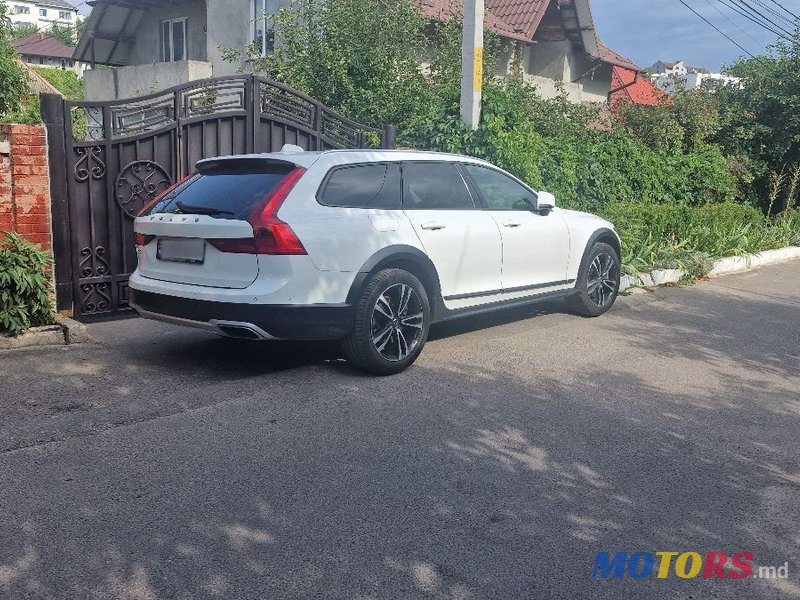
402,163,475,210
319,163,401,209
463,164,537,211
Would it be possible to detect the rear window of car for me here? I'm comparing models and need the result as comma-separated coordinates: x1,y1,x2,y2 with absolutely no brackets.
145,163,295,220
318,163,401,209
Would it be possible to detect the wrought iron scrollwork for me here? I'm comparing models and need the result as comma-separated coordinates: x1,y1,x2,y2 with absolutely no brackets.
80,282,112,315
78,246,110,278
115,161,173,219
74,146,106,182
71,106,104,142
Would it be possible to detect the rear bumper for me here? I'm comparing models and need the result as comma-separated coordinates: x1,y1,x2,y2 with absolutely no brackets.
129,289,354,341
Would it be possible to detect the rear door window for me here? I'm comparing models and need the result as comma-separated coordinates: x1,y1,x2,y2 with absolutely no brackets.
402,162,476,210
145,163,295,219
319,163,401,209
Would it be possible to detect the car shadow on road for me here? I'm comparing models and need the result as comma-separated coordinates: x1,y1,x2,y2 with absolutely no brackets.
428,300,564,341
127,300,566,377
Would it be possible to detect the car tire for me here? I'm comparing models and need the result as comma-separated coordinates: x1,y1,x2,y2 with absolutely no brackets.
342,268,431,375
566,242,621,318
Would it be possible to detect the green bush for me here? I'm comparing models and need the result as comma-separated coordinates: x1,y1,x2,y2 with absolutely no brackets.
0,4,30,119
0,233,56,336
406,81,738,211
31,66,84,100
601,202,800,276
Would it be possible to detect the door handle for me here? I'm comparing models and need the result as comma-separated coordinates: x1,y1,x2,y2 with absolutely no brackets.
503,221,522,228
421,222,447,231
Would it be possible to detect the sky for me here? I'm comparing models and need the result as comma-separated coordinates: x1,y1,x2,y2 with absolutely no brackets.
592,0,800,71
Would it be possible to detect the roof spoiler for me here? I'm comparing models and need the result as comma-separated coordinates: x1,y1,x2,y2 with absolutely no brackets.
195,156,300,175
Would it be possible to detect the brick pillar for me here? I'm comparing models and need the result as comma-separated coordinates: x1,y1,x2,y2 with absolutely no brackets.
0,147,13,234
0,125,53,251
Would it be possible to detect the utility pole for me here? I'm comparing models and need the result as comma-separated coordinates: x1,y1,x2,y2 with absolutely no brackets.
460,0,484,129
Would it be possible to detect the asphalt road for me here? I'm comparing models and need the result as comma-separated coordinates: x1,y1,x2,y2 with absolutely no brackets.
1,262,799,599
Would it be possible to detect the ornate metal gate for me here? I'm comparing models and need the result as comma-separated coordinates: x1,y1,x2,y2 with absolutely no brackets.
41,76,396,319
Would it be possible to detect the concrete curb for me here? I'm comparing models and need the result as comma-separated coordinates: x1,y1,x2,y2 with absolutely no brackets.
621,245,800,293
0,318,90,351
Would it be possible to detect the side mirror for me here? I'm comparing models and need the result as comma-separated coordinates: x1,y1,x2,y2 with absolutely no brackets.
536,191,556,214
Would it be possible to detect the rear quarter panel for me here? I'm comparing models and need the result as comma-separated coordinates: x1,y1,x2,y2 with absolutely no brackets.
277,156,425,273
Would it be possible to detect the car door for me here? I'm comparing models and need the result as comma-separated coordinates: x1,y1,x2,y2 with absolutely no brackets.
462,164,570,292
402,162,503,301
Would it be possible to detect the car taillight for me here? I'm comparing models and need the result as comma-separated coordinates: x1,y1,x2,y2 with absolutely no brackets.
136,174,194,217
134,233,155,246
208,168,307,255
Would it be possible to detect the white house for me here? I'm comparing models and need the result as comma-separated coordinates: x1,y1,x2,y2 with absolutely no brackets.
648,60,742,93
2,0,79,30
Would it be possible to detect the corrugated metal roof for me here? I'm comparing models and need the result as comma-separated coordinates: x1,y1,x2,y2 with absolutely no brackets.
12,33,75,59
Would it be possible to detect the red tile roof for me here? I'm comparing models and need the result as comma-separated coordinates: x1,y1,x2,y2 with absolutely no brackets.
417,0,531,41
484,0,550,40
11,33,76,59
609,66,667,108
597,42,641,73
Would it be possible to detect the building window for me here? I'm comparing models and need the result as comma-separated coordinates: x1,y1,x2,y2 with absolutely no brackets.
161,18,187,62
59,11,72,20
39,8,47,16
13,5,30,14
252,0,275,56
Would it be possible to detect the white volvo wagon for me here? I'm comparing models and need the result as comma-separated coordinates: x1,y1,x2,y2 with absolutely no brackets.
129,147,621,374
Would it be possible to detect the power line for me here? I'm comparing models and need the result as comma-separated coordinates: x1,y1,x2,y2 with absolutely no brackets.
704,0,763,47
760,0,800,20
750,0,797,24
730,0,796,37
678,0,757,57
716,0,794,40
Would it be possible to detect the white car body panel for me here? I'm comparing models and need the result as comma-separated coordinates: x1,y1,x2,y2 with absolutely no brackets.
134,215,258,289
405,209,503,300
129,149,620,343
129,255,356,305
488,208,571,290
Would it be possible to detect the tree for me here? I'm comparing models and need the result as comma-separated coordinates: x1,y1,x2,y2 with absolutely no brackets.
613,87,724,153
0,4,30,118
48,23,77,46
9,24,39,40
715,35,800,207
75,17,87,43
224,0,440,129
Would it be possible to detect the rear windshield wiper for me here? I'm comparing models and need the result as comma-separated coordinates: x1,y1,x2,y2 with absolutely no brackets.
175,201,234,216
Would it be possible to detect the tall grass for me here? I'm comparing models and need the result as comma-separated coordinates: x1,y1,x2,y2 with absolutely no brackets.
601,203,800,277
